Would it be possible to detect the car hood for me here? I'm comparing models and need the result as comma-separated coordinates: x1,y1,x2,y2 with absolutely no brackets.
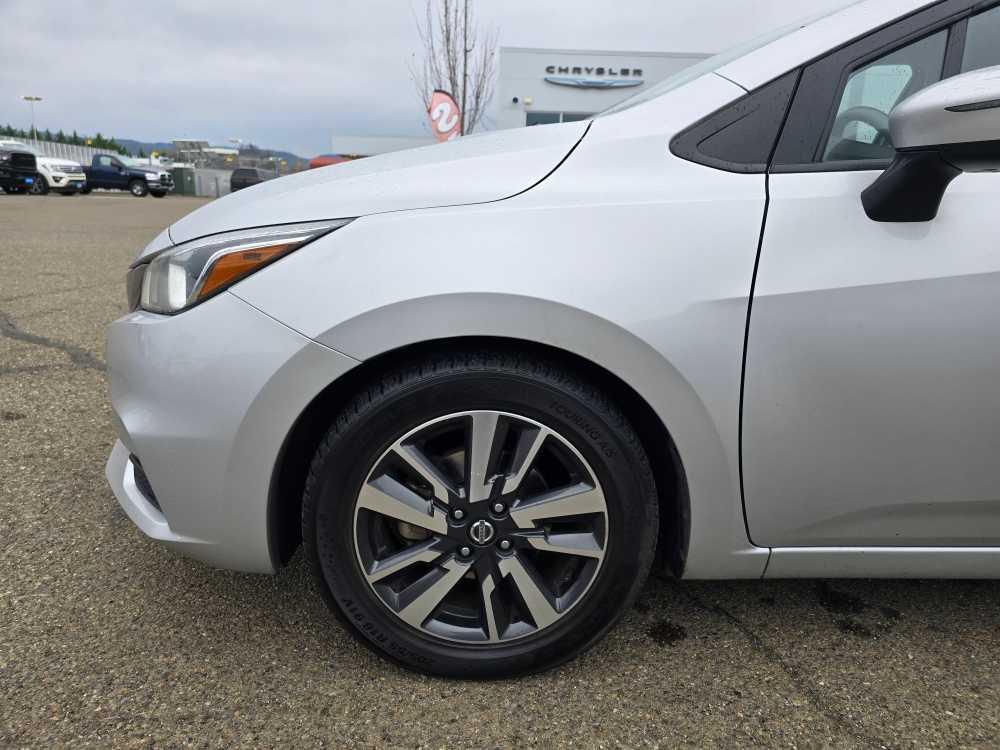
164,121,590,248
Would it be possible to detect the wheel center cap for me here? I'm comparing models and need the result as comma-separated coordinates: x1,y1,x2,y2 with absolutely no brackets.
468,519,495,545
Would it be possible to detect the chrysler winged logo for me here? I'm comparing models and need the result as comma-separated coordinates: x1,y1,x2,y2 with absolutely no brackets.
545,64,644,89
469,519,495,545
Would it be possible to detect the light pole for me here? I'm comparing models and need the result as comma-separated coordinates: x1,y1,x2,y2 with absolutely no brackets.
22,95,42,140
228,138,243,167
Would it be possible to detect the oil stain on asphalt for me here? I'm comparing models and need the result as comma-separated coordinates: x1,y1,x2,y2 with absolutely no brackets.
815,581,904,639
648,619,688,646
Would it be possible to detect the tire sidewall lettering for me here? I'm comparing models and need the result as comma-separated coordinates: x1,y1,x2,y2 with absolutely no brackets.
550,400,616,459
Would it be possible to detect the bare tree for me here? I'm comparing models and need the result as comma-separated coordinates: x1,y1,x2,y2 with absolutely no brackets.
411,0,498,135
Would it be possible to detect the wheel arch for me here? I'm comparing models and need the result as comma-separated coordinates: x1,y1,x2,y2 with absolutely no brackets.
268,335,691,577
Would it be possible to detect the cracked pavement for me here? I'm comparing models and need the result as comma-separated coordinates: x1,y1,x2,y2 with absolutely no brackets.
2,194,999,748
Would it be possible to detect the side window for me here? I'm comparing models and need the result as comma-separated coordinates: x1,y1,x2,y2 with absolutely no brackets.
962,6,1000,73
98,156,113,167
822,30,947,163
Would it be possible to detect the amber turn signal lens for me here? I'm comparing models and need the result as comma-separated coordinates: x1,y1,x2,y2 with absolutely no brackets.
196,242,296,300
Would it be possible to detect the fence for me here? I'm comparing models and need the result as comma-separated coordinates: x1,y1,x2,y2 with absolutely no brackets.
15,138,108,164
192,168,233,198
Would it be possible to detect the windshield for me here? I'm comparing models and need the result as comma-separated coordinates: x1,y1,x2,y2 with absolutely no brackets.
600,1,863,116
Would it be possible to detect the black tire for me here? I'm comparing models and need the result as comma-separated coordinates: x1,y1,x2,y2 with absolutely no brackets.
128,179,148,197
30,175,48,195
150,189,167,198
3,186,26,195
80,186,92,195
302,349,658,678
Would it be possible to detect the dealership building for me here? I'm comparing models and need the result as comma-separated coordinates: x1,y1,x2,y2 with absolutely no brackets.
496,47,710,129
330,46,709,157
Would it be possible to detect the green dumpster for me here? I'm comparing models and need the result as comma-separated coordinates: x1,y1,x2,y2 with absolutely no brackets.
171,167,196,196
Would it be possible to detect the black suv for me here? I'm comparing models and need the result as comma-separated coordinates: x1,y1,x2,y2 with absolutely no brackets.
0,142,38,194
230,168,271,192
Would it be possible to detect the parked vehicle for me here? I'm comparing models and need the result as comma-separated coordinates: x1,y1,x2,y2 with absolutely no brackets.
33,157,86,195
0,140,87,195
229,167,270,192
0,140,37,194
82,154,173,197
107,0,1000,678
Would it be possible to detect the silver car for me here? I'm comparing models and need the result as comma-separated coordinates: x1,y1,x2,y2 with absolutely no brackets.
107,0,1000,677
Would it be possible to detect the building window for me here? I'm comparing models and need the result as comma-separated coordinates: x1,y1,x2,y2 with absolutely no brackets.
526,112,594,126
526,112,561,126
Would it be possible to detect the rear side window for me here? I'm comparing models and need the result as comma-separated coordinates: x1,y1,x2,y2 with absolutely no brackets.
822,30,947,162
669,69,800,173
962,5,1000,72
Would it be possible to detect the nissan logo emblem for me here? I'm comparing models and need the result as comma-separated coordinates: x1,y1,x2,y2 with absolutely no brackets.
469,519,496,545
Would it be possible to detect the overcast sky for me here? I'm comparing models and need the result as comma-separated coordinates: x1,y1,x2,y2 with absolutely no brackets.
1,0,850,156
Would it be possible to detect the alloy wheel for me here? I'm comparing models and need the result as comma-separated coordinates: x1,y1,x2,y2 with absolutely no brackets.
352,410,609,644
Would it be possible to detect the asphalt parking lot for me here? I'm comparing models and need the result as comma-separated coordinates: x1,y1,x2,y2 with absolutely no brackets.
2,193,999,748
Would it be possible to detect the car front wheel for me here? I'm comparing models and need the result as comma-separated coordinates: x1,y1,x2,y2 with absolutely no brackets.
129,179,148,197
302,350,659,677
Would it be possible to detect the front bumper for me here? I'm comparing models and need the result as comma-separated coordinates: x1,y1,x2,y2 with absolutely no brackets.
44,170,87,191
105,291,358,573
0,168,37,189
146,174,174,191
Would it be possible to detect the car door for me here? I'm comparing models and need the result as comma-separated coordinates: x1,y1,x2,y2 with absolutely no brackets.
94,155,118,187
744,2,1000,549
108,157,129,188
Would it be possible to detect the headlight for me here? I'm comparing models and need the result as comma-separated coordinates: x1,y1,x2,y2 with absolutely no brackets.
137,219,353,314
0,152,10,163
143,172,157,180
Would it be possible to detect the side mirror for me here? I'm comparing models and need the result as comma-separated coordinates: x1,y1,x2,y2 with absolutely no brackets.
862,65,1000,222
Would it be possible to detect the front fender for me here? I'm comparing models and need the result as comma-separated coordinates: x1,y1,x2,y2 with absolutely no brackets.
236,283,760,580
233,84,769,577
